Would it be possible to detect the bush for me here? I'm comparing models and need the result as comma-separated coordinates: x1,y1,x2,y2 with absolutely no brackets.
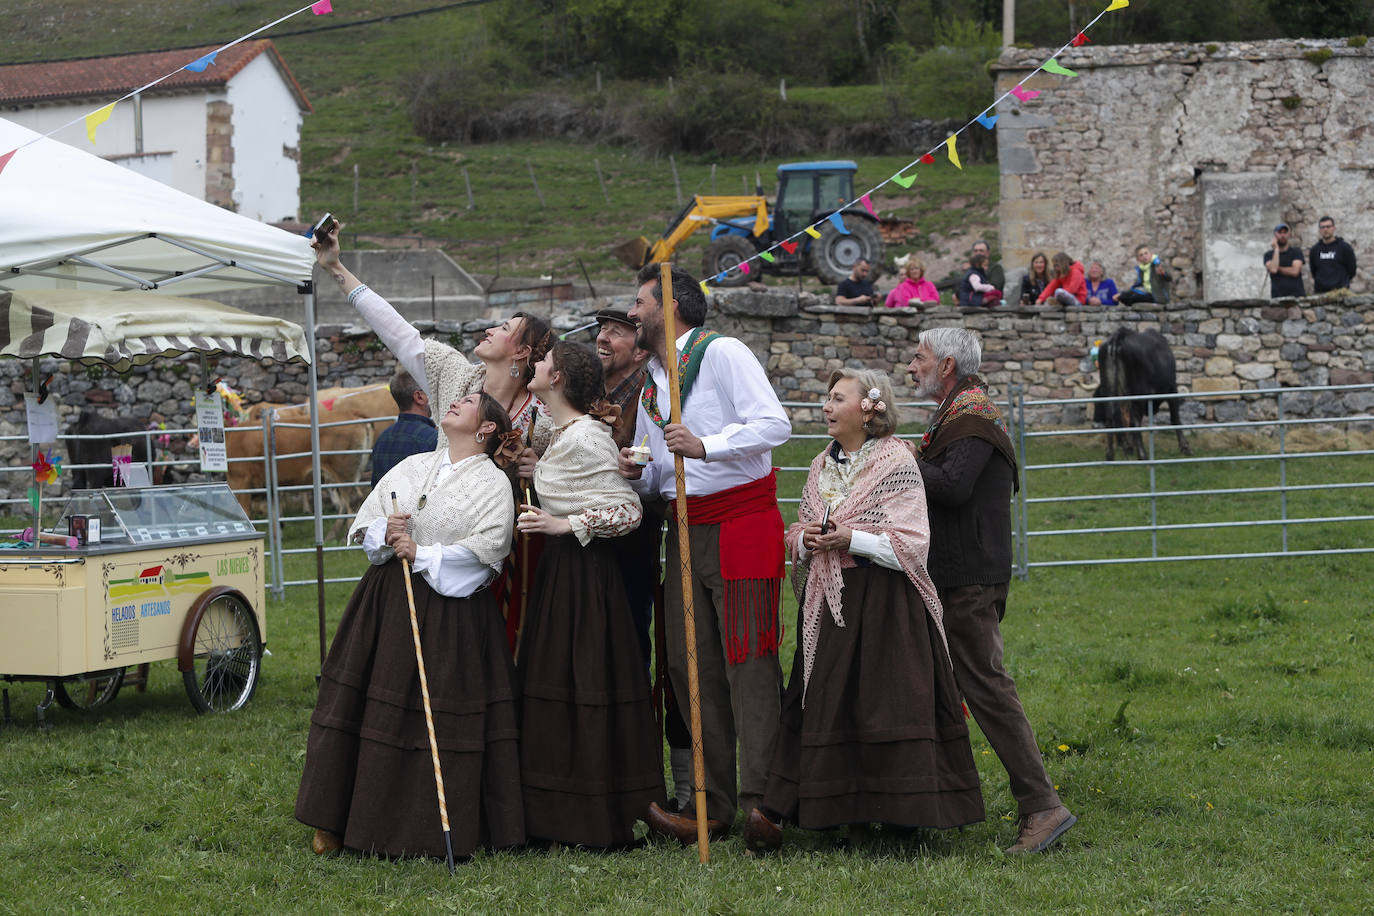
404,45,533,144
630,68,836,159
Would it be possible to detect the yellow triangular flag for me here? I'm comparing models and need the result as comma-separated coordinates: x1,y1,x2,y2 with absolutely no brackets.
804,225,821,239
699,280,710,297
945,135,962,170
86,103,116,145
1107,0,1129,10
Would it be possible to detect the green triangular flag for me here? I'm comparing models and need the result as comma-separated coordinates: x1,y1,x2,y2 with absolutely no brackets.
27,487,39,514
1044,57,1078,77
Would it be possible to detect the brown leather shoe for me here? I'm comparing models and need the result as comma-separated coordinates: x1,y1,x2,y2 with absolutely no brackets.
742,808,782,854
1005,805,1076,854
644,801,731,844
311,828,343,855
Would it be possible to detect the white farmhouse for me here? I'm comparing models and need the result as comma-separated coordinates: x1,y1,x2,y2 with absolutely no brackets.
0,40,312,223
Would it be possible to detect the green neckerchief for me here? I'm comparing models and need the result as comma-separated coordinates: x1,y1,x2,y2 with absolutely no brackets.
641,328,720,429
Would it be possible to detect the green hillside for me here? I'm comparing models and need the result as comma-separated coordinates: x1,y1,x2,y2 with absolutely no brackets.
4,0,999,283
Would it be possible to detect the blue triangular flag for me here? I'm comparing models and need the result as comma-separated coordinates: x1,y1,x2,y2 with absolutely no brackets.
184,51,219,73
827,211,850,235
976,110,1000,129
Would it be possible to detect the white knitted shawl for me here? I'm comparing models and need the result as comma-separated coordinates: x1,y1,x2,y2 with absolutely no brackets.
351,450,514,567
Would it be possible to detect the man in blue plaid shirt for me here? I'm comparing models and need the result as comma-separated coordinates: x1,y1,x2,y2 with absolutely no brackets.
369,369,438,487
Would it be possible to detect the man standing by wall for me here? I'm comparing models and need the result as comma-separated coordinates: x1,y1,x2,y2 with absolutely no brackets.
619,264,791,840
369,369,436,486
1265,223,1306,298
908,327,1075,854
1308,216,1357,293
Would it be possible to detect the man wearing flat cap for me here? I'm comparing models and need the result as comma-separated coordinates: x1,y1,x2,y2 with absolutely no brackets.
1264,223,1306,298
594,307,651,449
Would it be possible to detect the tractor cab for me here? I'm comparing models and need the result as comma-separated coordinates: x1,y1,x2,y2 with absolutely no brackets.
773,161,858,239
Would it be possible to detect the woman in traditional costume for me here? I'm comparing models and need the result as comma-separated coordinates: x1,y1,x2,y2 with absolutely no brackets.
296,391,526,860
513,342,667,848
312,223,554,648
743,369,985,852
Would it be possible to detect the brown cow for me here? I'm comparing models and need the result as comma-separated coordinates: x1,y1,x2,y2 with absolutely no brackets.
225,384,399,539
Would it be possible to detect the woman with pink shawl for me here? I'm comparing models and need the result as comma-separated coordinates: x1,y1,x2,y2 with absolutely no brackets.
742,368,984,853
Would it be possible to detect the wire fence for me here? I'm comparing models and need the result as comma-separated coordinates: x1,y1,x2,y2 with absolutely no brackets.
6,382,1372,592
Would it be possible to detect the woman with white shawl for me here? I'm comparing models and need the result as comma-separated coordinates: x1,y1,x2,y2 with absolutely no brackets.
743,369,985,853
513,341,666,848
296,391,526,861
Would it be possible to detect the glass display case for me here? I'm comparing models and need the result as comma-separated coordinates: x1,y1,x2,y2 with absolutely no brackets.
54,483,256,547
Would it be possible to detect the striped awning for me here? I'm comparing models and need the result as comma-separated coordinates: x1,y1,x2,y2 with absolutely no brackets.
0,289,311,371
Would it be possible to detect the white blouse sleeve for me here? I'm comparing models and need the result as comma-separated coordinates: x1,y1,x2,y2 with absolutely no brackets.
348,285,427,390
361,516,394,564
849,529,903,572
412,543,498,598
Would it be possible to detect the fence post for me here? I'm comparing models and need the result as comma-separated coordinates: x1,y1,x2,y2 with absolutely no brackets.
1147,398,1158,559
264,410,285,600
353,163,359,213
1278,390,1288,552
527,161,546,208
462,167,475,210
669,155,683,207
594,159,611,206
1012,384,1030,580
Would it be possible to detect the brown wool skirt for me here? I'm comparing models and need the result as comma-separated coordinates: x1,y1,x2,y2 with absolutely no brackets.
517,534,666,847
763,565,986,831
295,560,525,859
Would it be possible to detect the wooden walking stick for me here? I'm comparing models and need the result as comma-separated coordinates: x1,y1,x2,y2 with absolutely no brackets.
659,263,711,863
513,420,536,663
391,492,456,874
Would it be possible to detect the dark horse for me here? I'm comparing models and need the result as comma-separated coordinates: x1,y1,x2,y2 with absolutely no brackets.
1093,328,1192,461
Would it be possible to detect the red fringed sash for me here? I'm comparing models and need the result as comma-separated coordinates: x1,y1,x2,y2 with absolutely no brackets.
671,471,784,664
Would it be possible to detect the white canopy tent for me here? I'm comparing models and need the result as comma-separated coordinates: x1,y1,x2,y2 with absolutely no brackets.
0,116,332,657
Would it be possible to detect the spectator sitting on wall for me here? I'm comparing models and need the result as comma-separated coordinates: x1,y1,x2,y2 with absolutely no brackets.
1264,223,1306,299
971,239,1006,298
1116,244,1171,306
1308,215,1357,293
957,253,1002,307
885,256,941,308
1037,252,1087,306
1085,261,1118,306
835,259,878,306
369,369,437,487
1018,252,1050,305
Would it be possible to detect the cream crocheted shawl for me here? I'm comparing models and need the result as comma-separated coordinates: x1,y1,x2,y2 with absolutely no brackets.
350,449,514,567
785,435,948,698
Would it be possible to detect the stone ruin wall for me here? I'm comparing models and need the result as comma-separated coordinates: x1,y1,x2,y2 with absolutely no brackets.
4,290,1371,498
993,38,1374,301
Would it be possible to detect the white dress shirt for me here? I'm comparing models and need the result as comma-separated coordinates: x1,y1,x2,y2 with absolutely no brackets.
630,329,791,499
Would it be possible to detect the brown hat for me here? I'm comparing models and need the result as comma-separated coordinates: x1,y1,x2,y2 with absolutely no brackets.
594,307,637,329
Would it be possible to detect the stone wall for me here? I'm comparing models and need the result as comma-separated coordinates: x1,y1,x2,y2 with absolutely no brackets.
5,291,1371,497
204,100,234,211
993,38,1374,302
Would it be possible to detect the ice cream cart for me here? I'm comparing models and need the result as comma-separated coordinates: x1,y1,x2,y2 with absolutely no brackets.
1,482,265,725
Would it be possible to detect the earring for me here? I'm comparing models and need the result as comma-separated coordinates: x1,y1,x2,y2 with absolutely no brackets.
509,362,520,378
476,432,485,444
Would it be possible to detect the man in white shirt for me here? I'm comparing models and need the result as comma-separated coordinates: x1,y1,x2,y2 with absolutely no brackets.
618,263,792,841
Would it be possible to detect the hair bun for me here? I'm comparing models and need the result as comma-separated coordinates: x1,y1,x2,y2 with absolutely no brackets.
588,399,621,427
492,429,524,469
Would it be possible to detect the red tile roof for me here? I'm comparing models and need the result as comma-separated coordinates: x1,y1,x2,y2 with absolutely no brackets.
0,40,311,112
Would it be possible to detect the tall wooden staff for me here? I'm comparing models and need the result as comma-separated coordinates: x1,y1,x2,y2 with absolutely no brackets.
659,263,710,863
391,492,456,874
513,421,535,662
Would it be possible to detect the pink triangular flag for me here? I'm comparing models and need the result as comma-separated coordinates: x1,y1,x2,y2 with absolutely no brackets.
311,0,333,14
0,149,15,178
1011,85,1040,102
860,193,875,217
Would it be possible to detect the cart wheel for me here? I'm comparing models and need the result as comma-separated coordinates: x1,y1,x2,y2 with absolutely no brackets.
53,669,125,711
181,591,262,713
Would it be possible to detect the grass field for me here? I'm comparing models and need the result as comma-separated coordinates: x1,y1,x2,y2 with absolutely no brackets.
3,435,1372,913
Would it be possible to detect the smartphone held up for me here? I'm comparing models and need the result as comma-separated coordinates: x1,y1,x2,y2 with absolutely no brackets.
311,212,337,242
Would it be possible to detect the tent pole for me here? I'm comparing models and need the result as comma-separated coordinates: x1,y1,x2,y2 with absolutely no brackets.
301,283,327,674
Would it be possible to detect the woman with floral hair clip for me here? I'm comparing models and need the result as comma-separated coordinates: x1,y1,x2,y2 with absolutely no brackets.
742,368,984,853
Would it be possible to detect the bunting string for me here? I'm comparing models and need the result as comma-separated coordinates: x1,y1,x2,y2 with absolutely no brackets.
699,0,1130,293
0,2,333,176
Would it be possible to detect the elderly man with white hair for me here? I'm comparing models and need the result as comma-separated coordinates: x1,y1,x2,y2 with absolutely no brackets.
907,326,1076,854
